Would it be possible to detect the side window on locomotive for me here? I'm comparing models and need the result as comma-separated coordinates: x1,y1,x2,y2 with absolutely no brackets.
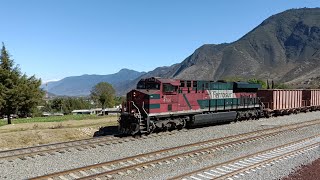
187,81,191,93
205,82,209,89
180,81,185,87
137,81,145,89
193,81,198,92
163,84,176,93
187,81,191,87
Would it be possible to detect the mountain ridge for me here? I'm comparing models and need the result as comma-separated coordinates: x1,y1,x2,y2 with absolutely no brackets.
43,68,145,96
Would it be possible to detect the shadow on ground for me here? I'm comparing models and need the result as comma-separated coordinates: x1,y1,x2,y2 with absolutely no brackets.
93,126,119,137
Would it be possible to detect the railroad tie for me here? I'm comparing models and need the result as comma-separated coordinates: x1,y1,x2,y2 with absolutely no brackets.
79,170,89,176
204,171,219,177
118,172,125,175
58,175,69,180
69,173,80,179
90,168,100,173
126,170,132,174
101,166,111,171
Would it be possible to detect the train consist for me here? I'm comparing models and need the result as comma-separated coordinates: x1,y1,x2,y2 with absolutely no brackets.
119,77,320,135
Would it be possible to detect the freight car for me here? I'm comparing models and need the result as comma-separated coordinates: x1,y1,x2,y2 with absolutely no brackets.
258,89,303,117
119,77,262,135
258,89,320,117
302,89,320,111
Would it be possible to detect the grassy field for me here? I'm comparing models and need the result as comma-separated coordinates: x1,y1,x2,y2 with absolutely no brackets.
0,115,119,150
0,114,113,127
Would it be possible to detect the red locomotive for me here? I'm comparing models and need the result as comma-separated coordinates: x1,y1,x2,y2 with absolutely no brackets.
119,77,262,135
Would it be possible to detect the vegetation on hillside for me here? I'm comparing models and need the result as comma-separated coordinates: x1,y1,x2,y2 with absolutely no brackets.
223,77,291,89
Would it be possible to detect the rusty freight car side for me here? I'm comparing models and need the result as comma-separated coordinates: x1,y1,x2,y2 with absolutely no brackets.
257,89,303,116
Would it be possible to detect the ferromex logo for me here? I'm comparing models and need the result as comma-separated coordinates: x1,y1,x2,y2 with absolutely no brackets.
207,90,235,99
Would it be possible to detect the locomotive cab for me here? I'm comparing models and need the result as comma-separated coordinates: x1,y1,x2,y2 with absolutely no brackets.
119,77,164,135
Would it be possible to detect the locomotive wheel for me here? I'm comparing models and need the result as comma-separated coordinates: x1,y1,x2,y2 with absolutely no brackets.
130,123,140,135
265,112,270,118
177,118,186,130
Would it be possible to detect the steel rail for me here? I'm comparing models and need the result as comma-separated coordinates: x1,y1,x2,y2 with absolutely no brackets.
0,128,190,162
0,135,125,161
169,135,320,180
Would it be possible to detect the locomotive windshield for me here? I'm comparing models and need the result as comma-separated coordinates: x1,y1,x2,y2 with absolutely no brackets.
146,83,160,89
137,81,145,89
163,83,177,93
137,81,160,90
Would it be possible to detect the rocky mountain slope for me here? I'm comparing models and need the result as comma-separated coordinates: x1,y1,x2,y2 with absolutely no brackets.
172,8,320,85
119,8,320,94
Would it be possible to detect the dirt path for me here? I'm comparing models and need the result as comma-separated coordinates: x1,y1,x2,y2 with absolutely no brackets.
0,117,118,150
282,158,320,180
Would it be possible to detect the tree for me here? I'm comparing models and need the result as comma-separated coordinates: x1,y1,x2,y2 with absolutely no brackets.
0,43,44,124
16,75,44,117
274,83,291,89
90,82,115,115
61,97,91,114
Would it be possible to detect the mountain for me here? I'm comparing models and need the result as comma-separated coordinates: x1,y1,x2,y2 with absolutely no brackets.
43,69,145,96
118,8,320,94
173,8,320,84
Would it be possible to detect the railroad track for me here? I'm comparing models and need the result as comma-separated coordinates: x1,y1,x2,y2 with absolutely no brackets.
0,129,187,162
30,119,320,180
170,135,320,180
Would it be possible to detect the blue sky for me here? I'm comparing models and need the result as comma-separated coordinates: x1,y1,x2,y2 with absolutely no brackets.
0,0,319,82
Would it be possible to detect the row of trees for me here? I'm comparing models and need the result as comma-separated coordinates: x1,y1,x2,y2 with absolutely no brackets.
42,95,125,115
41,97,91,115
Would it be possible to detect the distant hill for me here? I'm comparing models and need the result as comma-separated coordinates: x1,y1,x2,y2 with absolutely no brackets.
42,69,145,96
117,8,320,94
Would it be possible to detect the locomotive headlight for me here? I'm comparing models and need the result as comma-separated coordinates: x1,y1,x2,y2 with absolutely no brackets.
133,92,136,97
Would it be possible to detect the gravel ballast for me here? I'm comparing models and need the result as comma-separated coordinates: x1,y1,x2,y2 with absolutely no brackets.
1,111,320,179
117,124,320,180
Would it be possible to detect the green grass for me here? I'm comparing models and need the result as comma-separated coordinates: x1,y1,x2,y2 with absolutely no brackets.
0,114,118,127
